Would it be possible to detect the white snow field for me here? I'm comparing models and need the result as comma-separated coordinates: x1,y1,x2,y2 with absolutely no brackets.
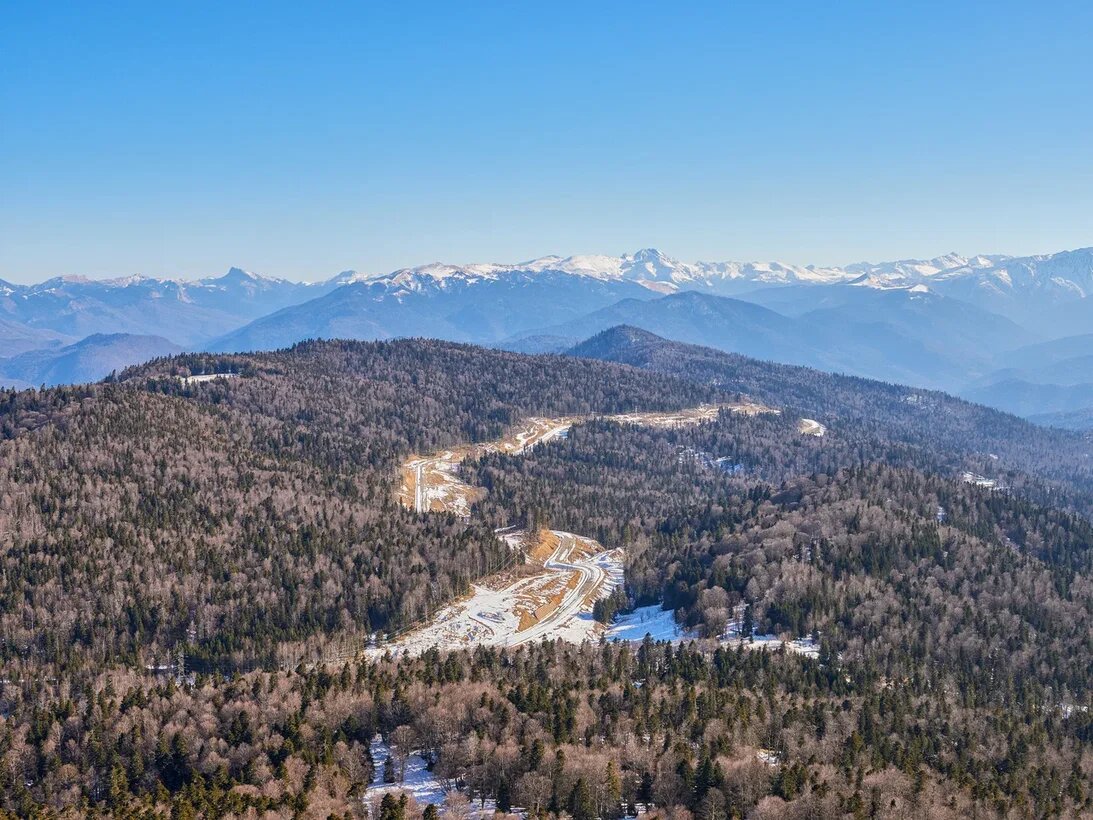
606,605,690,642
366,735,448,808
605,606,820,656
962,471,1000,490
721,607,820,658
364,735,502,817
725,633,821,658
178,372,238,385
797,418,826,437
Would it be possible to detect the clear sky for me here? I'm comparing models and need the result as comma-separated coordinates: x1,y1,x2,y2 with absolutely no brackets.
2,1,1092,283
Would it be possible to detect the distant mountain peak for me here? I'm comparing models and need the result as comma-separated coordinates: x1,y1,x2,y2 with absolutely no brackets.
224,266,259,280
627,247,673,264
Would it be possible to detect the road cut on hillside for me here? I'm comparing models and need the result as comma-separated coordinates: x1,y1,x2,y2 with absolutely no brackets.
380,402,778,655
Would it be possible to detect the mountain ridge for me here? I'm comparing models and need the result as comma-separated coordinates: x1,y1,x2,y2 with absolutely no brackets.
6,245,1093,424
0,332,182,387
10,245,1091,294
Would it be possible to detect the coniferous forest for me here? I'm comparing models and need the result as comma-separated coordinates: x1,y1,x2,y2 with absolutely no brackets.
1,334,1091,818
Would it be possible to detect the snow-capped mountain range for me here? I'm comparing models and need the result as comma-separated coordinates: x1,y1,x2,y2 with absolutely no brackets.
296,246,1093,322
5,246,1093,425
333,248,1015,294
0,266,338,350
6,246,1092,309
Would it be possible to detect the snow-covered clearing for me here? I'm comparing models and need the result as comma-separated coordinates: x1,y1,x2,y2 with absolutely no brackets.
724,633,820,658
678,447,745,475
797,418,826,437
606,605,691,642
756,749,782,767
369,531,622,656
178,372,238,385
722,608,820,657
727,401,781,417
605,605,819,656
366,735,448,808
962,471,1001,490
365,735,503,817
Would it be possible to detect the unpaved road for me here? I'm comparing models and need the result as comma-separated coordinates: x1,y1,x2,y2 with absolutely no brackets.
398,403,776,516
366,530,618,656
378,401,779,655
509,532,610,646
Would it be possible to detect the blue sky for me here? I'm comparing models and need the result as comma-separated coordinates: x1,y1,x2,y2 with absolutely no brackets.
2,1,1092,282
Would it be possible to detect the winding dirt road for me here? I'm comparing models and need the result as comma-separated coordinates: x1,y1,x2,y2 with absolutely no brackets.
397,404,774,517
378,402,777,655
509,532,611,646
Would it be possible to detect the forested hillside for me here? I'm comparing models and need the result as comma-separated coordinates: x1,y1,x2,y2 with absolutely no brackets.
458,405,1093,816
0,337,1091,817
0,339,712,675
570,326,1093,511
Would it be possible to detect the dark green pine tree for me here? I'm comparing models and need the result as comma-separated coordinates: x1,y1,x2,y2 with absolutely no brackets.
569,777,596,820
497,778,511,813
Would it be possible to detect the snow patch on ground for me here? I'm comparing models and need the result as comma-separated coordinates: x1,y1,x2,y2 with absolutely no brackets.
366,736,448,808
605,605,819,656
178,372,238,385
756,749,782,767
797,418,826,437
363,736,503,817
962,471,1003,490
722,607,821,658
607,605,690,642
678,447,746,474
725,633,821,658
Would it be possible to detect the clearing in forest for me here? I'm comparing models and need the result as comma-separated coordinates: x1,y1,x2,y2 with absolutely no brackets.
368,530,623,655
380,400,784,655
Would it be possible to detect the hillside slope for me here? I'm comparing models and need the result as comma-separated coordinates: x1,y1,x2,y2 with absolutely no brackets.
0,338,712,674
0,332,182,387
2,335,1091,815
568,326,1093,505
